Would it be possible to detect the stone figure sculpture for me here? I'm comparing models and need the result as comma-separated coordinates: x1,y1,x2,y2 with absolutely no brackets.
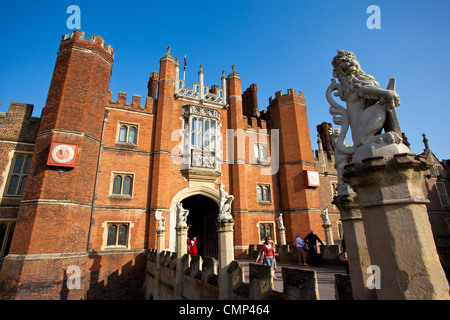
155,210,166,231
321,207,331,226
276,213,285,229
329,127,354,196
326,49,409,163
218,183,234,221
176,202,189,228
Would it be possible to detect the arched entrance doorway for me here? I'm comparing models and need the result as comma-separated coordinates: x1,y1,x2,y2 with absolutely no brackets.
181,195,218,258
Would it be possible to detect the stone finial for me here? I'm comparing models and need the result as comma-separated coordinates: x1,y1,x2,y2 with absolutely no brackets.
422,133,430,151
228,64,240,79
161,45,175,62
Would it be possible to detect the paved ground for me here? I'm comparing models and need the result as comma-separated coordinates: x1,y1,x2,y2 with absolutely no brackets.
237,258,347,300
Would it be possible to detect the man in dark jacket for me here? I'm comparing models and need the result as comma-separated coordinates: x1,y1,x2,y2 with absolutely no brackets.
304,230,324,266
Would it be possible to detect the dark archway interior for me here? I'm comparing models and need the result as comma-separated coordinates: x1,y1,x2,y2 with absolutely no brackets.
181,195,218,258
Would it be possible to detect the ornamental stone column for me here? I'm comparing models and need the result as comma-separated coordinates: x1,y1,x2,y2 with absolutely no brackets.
217,219,235,300
344,153,450,300
154,211,166,300
276,213,287,245
175,203,189,300
217,183,235,300
321,208,334,246
333,193,376,300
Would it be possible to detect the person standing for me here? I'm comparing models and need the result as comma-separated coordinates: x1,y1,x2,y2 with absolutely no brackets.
304,230,324,266
296,233,308,266
188,236,198,255
257,236,277,279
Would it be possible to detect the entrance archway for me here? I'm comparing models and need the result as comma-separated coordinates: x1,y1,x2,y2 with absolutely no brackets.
181,195,219,258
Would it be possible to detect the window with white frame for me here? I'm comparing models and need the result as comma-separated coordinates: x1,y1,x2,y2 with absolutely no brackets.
4,154,32,197
117,122,138,145
181,105,220,170
436,182,450,207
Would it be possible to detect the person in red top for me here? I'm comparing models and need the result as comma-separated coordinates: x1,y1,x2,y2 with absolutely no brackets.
257,236,277,279
188,236,198,255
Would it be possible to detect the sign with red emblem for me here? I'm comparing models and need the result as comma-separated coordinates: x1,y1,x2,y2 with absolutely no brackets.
47,142,78,168
304,170,320,188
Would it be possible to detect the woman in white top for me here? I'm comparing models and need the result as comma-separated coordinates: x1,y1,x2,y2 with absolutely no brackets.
296,233,308,266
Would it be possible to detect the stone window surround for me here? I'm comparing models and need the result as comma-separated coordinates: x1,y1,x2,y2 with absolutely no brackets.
3,151,33,198
257,221,276,244
109,171,135,199
101,220,134,250
256,183,272,204
181,104,221,172
115,121,139,146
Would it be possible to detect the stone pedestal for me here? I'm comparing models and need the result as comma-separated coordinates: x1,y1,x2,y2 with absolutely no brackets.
278,227,287,245
175,226,188,256
333,193,376,300
344,153,450,300
216,219,235,300
156,229,166,253
322,223,334,246
154,229,166,300
175,226,189,299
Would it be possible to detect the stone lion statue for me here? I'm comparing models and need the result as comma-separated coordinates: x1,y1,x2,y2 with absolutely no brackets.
218,183,234,221
176,202,189,228
327,49,409,164
155,210,166,231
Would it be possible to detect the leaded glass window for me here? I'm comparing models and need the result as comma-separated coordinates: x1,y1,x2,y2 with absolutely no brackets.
5,154,32,197
117,122,138,145
111,173,133,197
106,223,130,247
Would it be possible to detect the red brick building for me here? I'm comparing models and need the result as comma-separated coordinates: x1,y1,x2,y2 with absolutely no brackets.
0,31,331,299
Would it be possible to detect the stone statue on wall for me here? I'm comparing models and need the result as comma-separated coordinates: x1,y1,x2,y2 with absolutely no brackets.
155,210,166,231
218,183,234,221
321,207,331,226
326,49,409,163
176,202,189,228
276,213,285,229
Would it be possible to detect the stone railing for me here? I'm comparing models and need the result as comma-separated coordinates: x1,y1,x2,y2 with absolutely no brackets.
144,249,320,300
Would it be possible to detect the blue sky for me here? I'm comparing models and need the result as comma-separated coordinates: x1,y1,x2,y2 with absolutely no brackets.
1,1,449,160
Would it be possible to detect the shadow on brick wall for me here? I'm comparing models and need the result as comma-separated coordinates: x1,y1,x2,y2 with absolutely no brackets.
59,252,147,300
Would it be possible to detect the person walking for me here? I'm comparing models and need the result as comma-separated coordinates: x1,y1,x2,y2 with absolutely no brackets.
304,230,324,266
257,236,277,279
296,233,308,266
